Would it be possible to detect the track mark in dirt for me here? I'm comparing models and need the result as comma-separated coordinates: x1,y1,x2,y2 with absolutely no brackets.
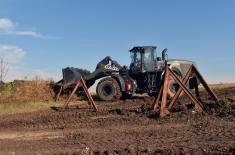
0,130,64,140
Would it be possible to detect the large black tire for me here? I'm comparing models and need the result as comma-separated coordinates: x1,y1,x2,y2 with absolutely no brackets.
167,72,182,98
96,77,122,101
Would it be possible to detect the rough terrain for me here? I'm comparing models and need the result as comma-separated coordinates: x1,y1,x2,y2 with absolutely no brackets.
0,86,234,155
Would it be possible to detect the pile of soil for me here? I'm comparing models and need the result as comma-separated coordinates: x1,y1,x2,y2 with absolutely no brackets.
0,80,55,103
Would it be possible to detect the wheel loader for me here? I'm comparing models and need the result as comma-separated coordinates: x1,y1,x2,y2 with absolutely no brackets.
53,46,195,101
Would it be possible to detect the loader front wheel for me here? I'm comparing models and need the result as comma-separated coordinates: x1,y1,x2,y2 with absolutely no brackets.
96,77,121,101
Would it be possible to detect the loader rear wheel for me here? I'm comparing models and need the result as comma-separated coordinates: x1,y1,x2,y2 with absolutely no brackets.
167,72,182,98
96,77,121,101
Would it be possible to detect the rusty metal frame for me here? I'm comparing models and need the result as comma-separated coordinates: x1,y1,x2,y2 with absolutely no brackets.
152,64,218,117
55,85,63,102
62,76,98,111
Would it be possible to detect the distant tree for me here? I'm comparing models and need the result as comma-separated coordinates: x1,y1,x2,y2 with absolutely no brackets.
0,58,9,83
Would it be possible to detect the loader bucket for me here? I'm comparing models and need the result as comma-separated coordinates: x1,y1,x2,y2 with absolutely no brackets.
62,67,82,88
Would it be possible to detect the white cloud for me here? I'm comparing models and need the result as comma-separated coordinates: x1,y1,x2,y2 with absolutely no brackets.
5,30,45,38
0,18,56,39
0,44,60,82
0,44,26,63
15,69,59,81
31,69,55,79
6,66,26,82
0,18,14,30
0,44,26,82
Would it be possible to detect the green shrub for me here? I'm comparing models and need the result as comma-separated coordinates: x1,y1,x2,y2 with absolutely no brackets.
0,81,16,95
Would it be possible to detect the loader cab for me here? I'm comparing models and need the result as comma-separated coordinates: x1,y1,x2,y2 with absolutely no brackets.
129,46,156,73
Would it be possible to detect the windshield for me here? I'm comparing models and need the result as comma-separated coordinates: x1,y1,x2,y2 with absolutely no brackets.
130,52,141,64
143,48,155,71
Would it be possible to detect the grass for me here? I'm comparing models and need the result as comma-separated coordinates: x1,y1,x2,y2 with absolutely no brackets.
208,83,235,89
0,101,63,116
0,99,90,116
199,83,235,90
90,114,118,120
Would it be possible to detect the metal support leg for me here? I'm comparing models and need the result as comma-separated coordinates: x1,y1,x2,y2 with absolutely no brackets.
153,86,163,112
160,68,170,117
168,68,204,110
168,66,193,110
81,77,98,111
153,64,218,118
193,66,218,102
63,81,81,109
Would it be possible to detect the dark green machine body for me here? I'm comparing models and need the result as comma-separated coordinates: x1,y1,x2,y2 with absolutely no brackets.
129,46,195,96
53,46,195,101
53,56,136,100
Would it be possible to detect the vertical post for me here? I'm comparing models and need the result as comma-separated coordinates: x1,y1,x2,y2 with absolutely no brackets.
160,67,170,117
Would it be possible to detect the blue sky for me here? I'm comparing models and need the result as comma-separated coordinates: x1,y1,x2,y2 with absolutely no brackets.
0,0,234,83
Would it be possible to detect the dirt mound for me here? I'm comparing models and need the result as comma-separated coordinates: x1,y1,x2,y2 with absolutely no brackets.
0,79,55,103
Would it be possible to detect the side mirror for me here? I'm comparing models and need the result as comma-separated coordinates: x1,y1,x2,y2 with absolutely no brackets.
162,48,168,61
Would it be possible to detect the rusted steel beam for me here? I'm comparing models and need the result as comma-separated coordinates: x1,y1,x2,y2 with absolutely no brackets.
152,72,165,112
63,80,81,109
168,65,193,110
160,67,170,117
192,66,218,102
168,68,204,110
153,86,163,112
154,64,218,117
62,76,98,111
81,77,98,111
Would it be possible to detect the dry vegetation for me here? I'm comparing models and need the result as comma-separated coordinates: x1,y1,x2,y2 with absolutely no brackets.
0,76,55,104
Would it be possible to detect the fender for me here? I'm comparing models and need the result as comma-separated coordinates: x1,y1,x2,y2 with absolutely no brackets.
110,74,126,91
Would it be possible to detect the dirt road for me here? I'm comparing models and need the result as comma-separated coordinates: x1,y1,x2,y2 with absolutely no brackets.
0,87,234,154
